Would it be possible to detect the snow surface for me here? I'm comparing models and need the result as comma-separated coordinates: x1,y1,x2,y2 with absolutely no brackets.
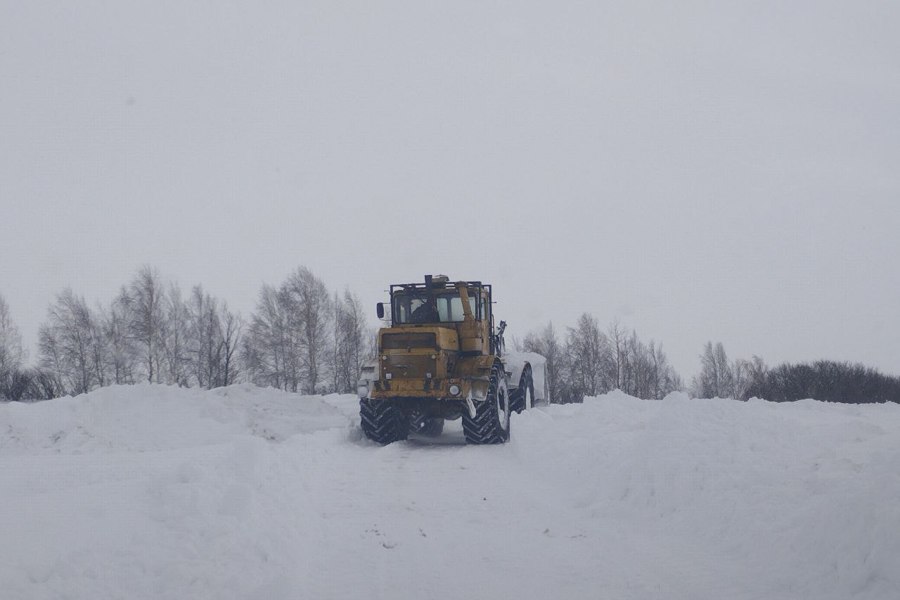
2,385,898,599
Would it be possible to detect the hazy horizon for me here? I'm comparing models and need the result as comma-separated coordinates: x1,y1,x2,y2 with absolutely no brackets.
3,1,899,379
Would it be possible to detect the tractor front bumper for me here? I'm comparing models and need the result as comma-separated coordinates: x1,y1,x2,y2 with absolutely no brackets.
368,376,490,402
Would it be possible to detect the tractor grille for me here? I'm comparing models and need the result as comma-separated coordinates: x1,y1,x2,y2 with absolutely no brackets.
382,354,436,379
382,332,436,350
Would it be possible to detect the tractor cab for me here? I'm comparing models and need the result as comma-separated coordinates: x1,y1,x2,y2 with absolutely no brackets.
377,275,502,356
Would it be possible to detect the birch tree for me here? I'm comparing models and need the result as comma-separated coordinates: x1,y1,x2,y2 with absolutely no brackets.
693,341,735,398
127,266,166,383
242,284,296,390
38,289,104,395
283,267,332,393
0,294,25,399
103,288,138,385
217,304,242,387
564,313,612,401
331,290,368,393
161,284,190,386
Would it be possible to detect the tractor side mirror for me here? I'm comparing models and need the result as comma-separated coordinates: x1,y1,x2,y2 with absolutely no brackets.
376,302,385,319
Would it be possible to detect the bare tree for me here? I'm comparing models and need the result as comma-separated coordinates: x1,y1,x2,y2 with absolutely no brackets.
737,355,768,400
185,285,243,389
0,367,63,402
608,320,628,391
331,290,368,393
0,296,24,370
692,341,735,398
88,302,110,389
693,341,716,398
161,284,190,386
622,329,647,398
534,315,682,402
714,342,734,397
103,288,138,385
647,340,683,399
14,272,244,397
242,267,334,393
617,331,683,400
0,294,25,400
564,313,612,401
330,291,342,393
38,289,103,395
217,303,242,387
283,267,332,394
127,266,166,383
242,284,296,390
186,286,243,389
187,285,219,388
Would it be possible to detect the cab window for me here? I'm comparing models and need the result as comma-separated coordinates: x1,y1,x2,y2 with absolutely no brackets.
393,291,479,324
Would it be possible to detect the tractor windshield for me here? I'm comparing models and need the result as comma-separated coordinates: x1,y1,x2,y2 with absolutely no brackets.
394,291,478,324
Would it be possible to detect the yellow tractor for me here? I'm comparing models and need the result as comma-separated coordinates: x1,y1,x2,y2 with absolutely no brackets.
358,275,537,445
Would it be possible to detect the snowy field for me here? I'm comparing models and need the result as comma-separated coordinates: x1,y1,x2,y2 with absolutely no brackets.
2,385,898,600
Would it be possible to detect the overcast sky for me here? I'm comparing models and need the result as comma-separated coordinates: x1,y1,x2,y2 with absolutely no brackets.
2,1,899,378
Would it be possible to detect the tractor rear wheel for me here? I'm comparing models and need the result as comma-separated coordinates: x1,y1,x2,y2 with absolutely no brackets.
360,398,409,445
462,362,510,444
511,366,535,413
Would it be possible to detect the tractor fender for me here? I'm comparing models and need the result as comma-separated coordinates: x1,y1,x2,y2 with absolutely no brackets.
502,354,530,392
503,351,548,404
453,355,501,402
357,363,377,398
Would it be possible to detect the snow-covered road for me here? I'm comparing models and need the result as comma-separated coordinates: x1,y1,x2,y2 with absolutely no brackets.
2,385,898,599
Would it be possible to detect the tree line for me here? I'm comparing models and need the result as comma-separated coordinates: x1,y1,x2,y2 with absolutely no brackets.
0,266,372,401
691,341,900,404
516,326,900,405
3,274,898,404
518,315,684,403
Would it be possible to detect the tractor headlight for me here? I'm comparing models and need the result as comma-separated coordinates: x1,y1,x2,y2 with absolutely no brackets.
448,384,461,396
357,384,369,399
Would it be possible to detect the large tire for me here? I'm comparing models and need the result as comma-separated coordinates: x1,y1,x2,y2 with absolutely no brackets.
462,362,510,444
360,398,409,445
511,366,535,414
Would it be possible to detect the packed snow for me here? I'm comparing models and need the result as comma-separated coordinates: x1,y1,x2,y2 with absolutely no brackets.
1,385,898,599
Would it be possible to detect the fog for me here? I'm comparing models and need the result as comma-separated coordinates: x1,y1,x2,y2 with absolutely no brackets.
2,1,899,377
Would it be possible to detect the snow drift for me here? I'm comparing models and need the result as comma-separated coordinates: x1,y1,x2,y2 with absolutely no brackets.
1,385,898,599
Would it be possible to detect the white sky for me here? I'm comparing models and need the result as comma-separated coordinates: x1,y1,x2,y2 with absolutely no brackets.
2,1,899,378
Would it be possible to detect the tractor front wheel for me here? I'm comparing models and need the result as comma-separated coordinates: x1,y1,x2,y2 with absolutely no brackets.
462,363,510,444
360,398,409,445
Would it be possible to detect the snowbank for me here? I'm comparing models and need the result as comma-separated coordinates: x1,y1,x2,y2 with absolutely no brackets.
0,384,351,600
513,392,900,598
2,386,898,599
0,383,349,455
